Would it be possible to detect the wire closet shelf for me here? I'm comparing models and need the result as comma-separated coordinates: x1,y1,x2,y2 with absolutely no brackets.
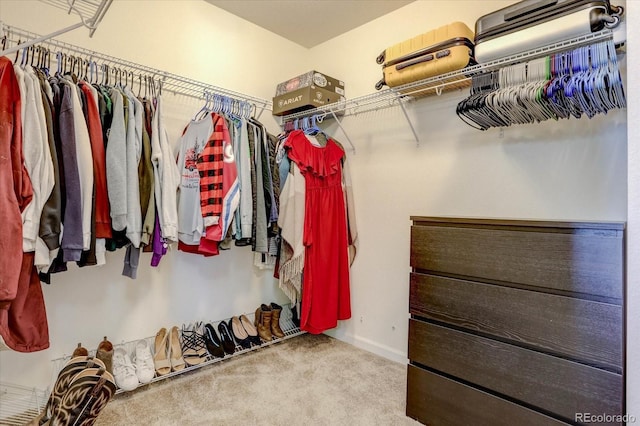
0,382,48,426
0,0,114,58
0,24,272,116
40,0,113,35
280,29,619,124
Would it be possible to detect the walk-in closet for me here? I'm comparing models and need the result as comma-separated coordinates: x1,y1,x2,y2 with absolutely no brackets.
0,0,637,425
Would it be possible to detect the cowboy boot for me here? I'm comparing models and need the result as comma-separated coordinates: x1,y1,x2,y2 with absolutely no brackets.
254,304,273,342
96,336,114,374
270,303,285,338
48,367,116,426
72,343,88,358
39,356,106,425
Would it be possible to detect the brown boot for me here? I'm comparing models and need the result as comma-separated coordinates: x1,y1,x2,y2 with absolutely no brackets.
72,343,88,358
96,336,114,374
254,304,273,342
270,303,285,338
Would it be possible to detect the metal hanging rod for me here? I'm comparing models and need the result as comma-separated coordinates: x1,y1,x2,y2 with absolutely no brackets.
280,29,619,123
0,0,113,57
1,24,272,115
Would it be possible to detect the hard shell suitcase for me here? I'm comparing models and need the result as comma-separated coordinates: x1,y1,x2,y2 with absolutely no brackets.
474,0,624,63
375,22,476,95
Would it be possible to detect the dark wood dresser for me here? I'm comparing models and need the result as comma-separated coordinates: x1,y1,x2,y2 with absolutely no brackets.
407,217,625,426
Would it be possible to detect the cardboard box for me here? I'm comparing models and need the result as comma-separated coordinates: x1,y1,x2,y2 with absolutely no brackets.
276,71,345,97
272,85,345,116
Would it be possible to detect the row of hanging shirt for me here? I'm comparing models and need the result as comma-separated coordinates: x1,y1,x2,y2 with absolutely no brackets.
4,46,181,283
176,92,281,268
456,39,626,130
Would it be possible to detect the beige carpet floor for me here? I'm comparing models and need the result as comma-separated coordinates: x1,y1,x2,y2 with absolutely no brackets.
94,333,419,426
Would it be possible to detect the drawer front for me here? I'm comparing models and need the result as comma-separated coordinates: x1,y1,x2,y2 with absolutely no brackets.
410,225,623,300
407,365,569,426
410,273,623,370
408,320,623,423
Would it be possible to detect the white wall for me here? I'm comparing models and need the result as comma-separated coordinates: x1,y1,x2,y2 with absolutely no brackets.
0,0,308,389
0,1,632,412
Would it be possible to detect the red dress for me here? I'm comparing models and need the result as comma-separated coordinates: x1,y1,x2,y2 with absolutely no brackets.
284,130,351,334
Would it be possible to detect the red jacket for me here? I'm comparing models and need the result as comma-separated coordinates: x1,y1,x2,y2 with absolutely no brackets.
0,57,50,352
0,56,33,307
79,82,112,238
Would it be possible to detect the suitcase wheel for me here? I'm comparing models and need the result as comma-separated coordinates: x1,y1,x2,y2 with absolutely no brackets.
604,13,621,29
376,51,386,65
610,4,624,17
375,79,386,91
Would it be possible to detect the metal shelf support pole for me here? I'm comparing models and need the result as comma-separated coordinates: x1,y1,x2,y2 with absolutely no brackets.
397,99,420,146
0,22,85,57
330,110,356,154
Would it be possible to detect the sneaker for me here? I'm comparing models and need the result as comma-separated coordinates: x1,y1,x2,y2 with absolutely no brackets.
112,347,139,391
133,340,155,384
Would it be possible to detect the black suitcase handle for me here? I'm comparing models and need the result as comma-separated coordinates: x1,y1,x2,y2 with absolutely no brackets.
505,0,558,21
382,37,474,68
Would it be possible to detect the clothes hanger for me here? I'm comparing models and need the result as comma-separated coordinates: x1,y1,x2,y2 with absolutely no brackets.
55,51,63,76
20,44,28,67
149,76,157,99
14,39,21,63
304,115,322,135
29,45,37,67
137,73,142,97
194,91,210,120
143,75,148,98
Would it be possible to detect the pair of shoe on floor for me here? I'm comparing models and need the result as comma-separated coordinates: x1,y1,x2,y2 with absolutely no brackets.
255,303,286,342
154,326,186,377
223,302,286,349
74,337,155,392
179,321,232,361
180,322,218,366
72,337,114,374
34,355,116,425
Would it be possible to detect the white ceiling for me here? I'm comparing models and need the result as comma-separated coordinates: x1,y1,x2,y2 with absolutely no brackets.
205,0,415,48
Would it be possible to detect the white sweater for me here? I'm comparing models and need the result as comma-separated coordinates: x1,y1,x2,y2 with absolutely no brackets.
14,65,54,252
151,95,179,243
26,67,54,265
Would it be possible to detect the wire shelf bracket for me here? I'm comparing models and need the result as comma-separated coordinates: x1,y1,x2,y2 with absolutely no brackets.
0,0,114,57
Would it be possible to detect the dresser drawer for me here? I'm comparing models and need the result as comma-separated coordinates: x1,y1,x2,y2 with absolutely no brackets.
407,365,569,426
410,223,623,300
408,320,623,423
410,273,623,370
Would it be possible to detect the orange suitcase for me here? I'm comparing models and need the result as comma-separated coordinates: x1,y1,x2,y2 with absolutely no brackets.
375,22,476,95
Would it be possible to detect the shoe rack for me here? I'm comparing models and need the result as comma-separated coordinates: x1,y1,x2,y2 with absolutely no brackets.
49,303,305,395
0,382,48,425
